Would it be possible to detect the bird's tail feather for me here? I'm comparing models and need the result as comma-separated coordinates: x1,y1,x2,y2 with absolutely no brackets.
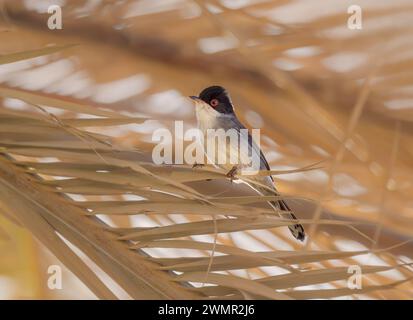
247,181,305,241
269,199,305,241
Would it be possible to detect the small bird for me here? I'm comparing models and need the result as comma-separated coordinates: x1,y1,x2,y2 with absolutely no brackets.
190,85,305,241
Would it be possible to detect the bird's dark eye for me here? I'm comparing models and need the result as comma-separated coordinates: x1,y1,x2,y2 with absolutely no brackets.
210,98,219,107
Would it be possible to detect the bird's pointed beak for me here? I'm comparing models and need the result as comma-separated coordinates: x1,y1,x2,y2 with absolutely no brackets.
188,95,209,110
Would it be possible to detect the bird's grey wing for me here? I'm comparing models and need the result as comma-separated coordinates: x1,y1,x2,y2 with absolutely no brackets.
226,116,306,241
224,116,272,173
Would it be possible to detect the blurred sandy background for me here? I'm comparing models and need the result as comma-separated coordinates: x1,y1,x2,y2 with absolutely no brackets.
0,0,412,299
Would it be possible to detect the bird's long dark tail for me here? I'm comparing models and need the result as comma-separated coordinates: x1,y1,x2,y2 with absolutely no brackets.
248,181,305,241
269,199,305,241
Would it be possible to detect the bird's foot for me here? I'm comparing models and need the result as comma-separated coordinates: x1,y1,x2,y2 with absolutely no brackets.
192,163,204,169
226,166,238,182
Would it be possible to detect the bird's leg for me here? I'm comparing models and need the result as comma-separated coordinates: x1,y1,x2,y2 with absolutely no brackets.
192,162,204,169
226,165,239,182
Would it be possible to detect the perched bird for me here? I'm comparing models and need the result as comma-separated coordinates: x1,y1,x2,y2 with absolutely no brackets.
190,85,305,241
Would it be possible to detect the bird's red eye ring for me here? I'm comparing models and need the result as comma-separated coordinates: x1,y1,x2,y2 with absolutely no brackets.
210,99,219,107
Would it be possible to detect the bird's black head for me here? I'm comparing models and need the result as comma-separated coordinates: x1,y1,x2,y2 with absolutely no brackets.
198,86,234,114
